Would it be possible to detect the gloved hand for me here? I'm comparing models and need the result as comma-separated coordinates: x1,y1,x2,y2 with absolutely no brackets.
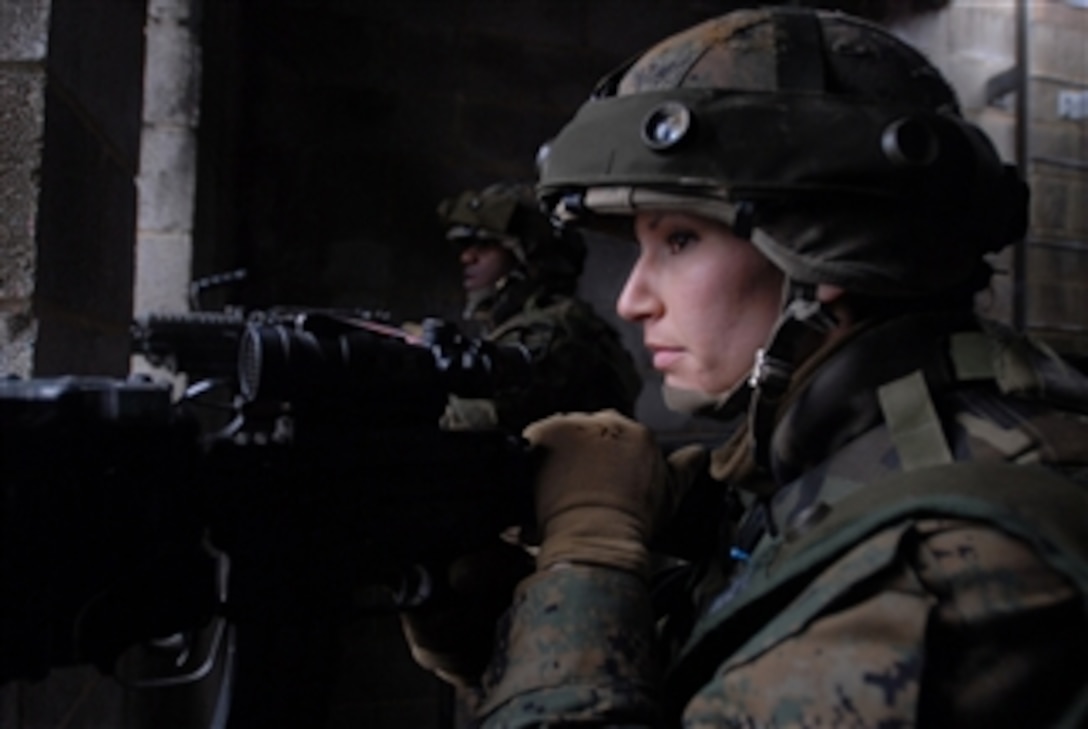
399,540,533,689
523,409,672,578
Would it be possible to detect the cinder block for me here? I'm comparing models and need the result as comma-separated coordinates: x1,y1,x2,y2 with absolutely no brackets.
142,11,201,127
0,71,44,303
0,309,36,377
137,126,197,232
0,218,36,301
0,0,50,62
148,0,197,24
0,68,46,168
133,232,192,315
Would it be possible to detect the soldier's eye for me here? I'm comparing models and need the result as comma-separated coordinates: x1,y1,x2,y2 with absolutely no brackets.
665,230,697,254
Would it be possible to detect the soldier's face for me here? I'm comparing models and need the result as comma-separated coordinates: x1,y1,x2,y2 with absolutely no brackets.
459,241,515,292
618,211,784,397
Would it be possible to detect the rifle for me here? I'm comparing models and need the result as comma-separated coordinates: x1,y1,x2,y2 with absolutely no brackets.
0,307,535,723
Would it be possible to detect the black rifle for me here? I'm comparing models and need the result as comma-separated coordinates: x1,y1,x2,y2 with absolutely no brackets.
0,309,535,724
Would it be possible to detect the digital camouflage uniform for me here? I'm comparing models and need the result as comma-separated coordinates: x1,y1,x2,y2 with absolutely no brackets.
474,314,1088,729
438,183,642,433
463,8,1088,728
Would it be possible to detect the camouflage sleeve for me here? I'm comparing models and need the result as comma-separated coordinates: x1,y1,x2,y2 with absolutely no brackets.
684,518,1088,727
474,565,661,727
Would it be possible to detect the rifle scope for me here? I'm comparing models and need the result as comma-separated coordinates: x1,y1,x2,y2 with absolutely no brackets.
236,316,531,406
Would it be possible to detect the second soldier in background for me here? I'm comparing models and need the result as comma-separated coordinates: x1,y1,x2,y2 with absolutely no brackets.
436,181,642,432
396,182,643,722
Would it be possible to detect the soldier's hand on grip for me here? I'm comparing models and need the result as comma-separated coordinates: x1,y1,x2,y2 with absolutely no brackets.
524,409,672,578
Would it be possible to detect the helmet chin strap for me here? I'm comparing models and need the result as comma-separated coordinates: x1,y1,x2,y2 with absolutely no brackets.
747,282,839,469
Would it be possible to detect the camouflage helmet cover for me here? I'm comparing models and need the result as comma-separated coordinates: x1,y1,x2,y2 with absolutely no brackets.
438,182,586,281
536,7,1028,296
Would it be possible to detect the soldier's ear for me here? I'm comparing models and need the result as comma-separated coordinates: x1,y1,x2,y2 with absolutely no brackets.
815,284,855,334
815,284,844,303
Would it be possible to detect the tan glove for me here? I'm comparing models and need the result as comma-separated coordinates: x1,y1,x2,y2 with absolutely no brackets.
399,540,533,688
523,410,671,578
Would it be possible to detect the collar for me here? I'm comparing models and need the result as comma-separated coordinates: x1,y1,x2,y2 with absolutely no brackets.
768,310,981,485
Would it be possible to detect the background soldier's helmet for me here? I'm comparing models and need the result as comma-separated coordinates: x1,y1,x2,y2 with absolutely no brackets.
537,7,1029,298
438,182,586,287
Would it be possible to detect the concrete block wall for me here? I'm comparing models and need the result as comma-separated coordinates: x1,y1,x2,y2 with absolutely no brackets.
0,0,50,377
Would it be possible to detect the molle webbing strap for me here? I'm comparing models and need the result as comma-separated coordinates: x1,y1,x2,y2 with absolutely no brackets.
948,330,997,381
877,370,953,471
949,328,1063,399
774,8,826,92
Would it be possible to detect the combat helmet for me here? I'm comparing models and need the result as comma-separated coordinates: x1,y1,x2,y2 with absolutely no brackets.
438,182,586,288
537,6,1027,298
535,7,1030,460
